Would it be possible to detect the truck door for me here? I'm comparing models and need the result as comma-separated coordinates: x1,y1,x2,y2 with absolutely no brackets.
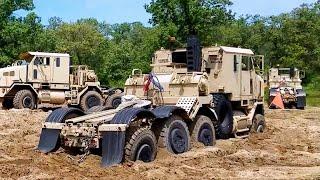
33,56,51,83
241,55,253,97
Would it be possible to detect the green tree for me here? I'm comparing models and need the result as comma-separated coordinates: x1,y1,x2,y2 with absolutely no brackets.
54,19,107,68
145,0,234,45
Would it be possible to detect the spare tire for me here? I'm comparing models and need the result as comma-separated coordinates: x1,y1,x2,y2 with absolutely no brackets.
105,93,123,109
80,91,103,111
212,94,233,139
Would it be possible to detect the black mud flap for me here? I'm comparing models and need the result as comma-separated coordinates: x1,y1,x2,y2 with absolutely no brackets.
101,131,126,167
38,128,61,153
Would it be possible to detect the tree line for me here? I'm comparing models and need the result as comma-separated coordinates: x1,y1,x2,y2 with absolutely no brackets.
0,0,319,88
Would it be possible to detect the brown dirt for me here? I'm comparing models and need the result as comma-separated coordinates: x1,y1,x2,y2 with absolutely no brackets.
0,107,320,179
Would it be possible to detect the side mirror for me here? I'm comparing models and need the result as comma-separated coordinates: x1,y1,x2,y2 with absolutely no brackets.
299,71,305,79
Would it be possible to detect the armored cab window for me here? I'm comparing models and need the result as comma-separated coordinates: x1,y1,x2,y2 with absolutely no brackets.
3,72,8,76
34,69,38,79
242,56,251,71
9,71,15,76
233,55,238,72
34,57,44,65
46,57,50,65
56,57,61,67
172,51,187,64
208,55,220,63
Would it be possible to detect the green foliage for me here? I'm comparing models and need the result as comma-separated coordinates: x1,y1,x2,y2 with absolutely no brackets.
0,0,319,96
145,0,234,45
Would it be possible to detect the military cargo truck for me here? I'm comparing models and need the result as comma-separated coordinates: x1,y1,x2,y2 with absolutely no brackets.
0,52,122,111
268,67,306,109
38,37,265,167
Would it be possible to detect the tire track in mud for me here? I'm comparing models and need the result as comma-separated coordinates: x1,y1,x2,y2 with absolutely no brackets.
0,108,320,179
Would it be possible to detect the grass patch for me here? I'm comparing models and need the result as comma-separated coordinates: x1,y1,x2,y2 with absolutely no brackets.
305,76,320,107
306,87,320,107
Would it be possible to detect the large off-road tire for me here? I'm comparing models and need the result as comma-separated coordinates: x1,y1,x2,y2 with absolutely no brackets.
124,127,157,162
212,94,233,139
13,90,36,109
158,115,190,154
251,114,266,133
105,93,123,109
86,105,110,114
190,115,216,146
2,98,13,109
80,91,103,111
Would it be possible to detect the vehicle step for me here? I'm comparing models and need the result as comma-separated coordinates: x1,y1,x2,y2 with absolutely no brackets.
176,97,198,114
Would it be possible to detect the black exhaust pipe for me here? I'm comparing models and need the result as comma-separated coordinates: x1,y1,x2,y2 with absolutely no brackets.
187,35,201,72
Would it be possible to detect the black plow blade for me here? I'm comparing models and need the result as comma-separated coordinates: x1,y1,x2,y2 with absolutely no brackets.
101,131,125,167
38,129,61,153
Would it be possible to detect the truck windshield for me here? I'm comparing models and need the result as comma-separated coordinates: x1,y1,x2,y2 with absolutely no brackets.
278,69,290,75
14,60,28,66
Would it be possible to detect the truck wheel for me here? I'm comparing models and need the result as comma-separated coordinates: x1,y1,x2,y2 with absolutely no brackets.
13,90,36,109
212,94,233,139
190,115,216,146
251,114,266,133
125,127,157,162
159,116,190,154
2,98,13,109
105,93,123,109
80,91,103,111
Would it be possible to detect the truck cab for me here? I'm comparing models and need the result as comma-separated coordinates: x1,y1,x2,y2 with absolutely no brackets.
268,67,306,109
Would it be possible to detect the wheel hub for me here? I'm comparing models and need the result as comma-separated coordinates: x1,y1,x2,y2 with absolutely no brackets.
136,144,152,162
87,96,99,108
257,125,264,133
198,125,213,146
170,128,186,153
22,96,32,108
112,98,121,108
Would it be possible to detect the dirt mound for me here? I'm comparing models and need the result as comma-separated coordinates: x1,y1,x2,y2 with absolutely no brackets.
0,108,320,179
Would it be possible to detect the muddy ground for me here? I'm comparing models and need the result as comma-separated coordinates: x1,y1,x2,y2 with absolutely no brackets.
0,107,320,179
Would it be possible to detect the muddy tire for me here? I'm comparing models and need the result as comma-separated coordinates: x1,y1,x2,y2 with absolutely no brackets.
80,91,103,111
251,114,266,133
105,93,123,109
212,94,233,139
13,90,36,109
124,127,157,162
190,115,216,146
158,116,190,154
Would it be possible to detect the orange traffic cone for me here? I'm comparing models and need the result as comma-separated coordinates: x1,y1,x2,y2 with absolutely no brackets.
270,92,285,109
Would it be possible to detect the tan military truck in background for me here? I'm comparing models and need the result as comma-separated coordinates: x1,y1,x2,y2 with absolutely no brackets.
38,36,265,167
268,67,306,109
0,52,122,111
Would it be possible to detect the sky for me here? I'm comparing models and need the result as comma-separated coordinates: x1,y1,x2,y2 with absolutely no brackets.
16,0,316,25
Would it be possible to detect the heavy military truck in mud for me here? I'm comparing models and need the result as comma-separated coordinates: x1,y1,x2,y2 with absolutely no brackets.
268,67,306,109
0,52,122,111
38,37,265,167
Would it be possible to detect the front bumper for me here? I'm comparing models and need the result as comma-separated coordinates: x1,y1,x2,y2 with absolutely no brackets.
42,122,127,149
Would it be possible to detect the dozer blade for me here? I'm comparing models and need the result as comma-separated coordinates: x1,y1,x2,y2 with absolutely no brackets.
38,128,61,153
101,131,125,167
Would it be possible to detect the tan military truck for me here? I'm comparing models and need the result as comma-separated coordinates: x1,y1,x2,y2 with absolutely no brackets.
268,67,306,109
0,52,122,111
38,37,265,167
